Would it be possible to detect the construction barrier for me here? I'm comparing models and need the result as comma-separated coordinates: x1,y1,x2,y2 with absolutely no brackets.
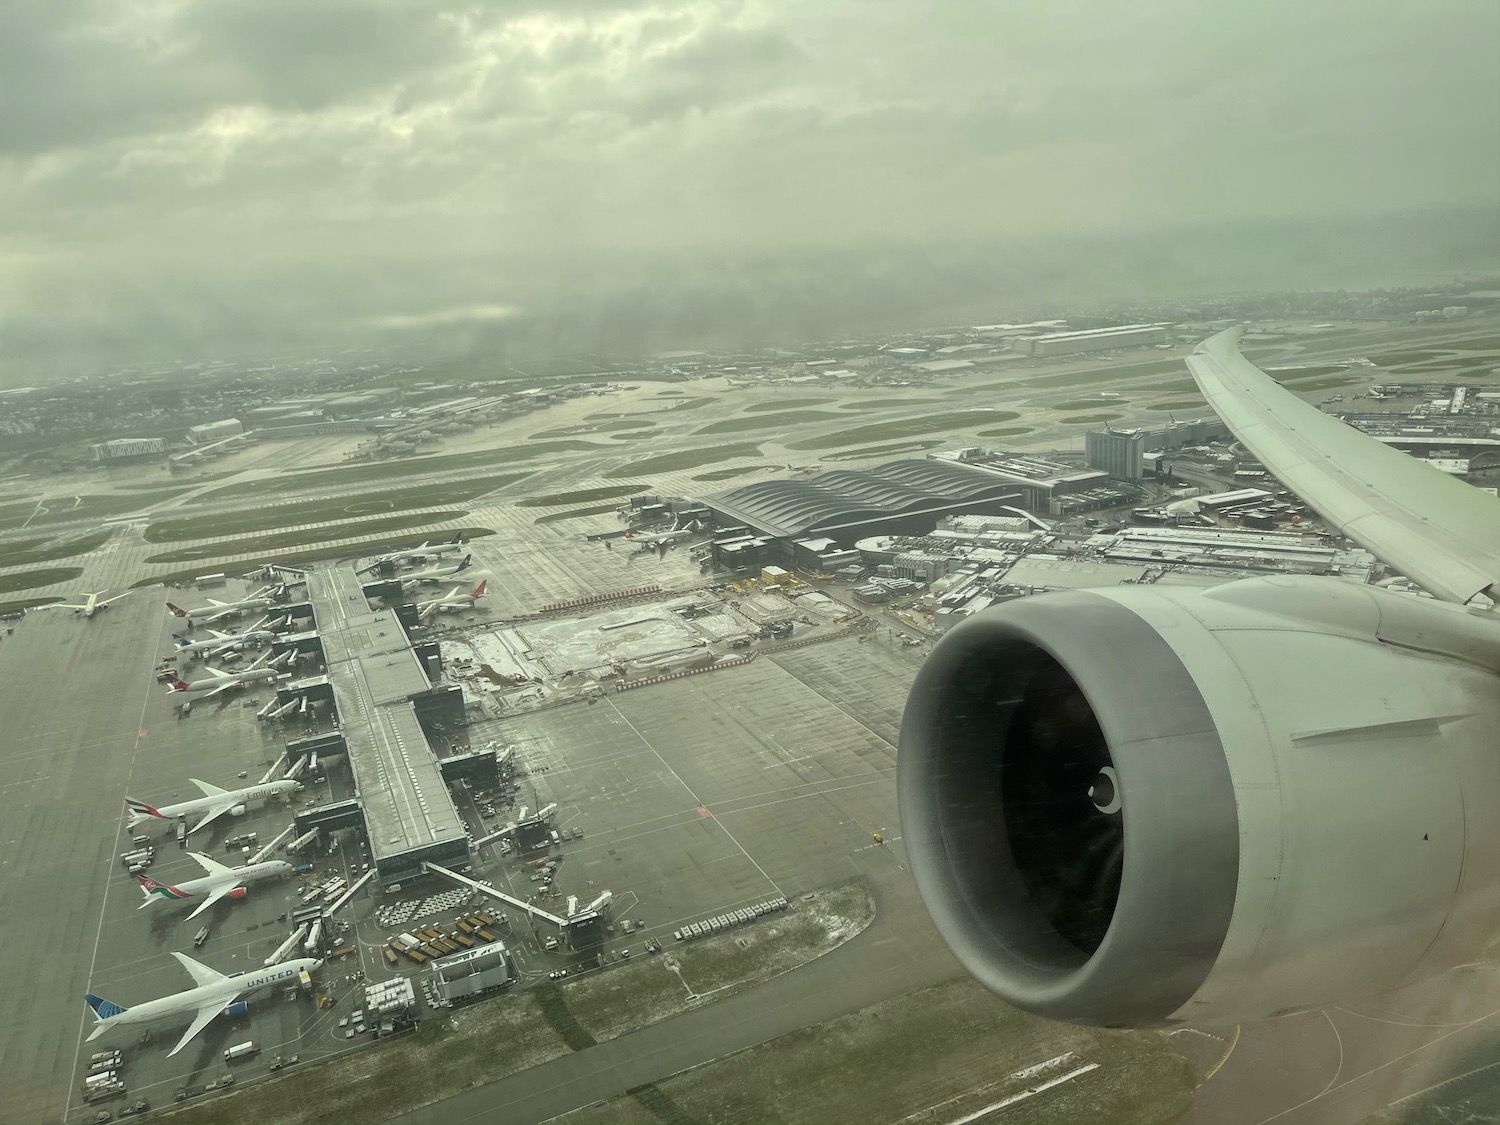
615,652,756,691
541,585,661,614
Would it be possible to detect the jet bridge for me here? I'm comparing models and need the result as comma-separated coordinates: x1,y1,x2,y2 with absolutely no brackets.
422,861,610,950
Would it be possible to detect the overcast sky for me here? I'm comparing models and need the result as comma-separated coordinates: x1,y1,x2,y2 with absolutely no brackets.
1,0,1497,377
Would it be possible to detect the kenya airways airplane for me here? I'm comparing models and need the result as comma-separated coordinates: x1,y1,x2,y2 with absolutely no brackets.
137,852,292,920
127,777,300,835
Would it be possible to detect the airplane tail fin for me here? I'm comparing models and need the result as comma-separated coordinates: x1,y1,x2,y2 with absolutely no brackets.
469,580,487,598
171,633,192,648
166,603,188,618
165,675,190,693
85,993,128,1021
450,531,463,544
126,797,165,823
456,554,472,571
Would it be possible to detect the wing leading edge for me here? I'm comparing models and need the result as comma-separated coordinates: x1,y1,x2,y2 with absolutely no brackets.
1186,328,1500,604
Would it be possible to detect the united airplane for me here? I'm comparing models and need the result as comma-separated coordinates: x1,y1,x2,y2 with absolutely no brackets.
137,853,292,920
169,625,277,662
398,553,473,590
417,579,487,620
84,953,322,1057
127,777,300,835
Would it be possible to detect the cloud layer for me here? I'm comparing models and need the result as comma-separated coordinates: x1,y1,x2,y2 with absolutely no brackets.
2,0,1497,376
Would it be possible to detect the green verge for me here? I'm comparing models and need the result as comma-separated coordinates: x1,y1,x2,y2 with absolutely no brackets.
564,976,1195,1125
1148,401,1208,412
785,411,1018,450
605,443,761,477
1061,413,1123,425
143,512,474,563
0,529,111,568
135,527,497,587
834,397,952,411
976,426,1033,438
819,440,942,461
534,503,626,525
518,485,646,508
531,419,657,438
0,566,82,594
1054,399,1129,411
691,465,769,481
696,411,844,435
1016,357,1185,389
742,398,833,412
146,474,528,543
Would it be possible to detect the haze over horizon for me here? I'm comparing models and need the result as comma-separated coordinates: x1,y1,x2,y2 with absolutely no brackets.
2,0,1497,381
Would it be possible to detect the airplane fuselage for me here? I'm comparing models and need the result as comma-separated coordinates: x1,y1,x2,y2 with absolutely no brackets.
89,957,320,1035
142,861,292,906
130,781,298,827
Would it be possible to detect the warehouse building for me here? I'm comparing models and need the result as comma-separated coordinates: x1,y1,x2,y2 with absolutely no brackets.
1021,324,1169,357
429,943,513,1003
186,418,244,444
90,436,165,461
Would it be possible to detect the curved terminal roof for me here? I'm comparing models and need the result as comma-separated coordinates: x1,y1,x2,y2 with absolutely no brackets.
707,459,1022,539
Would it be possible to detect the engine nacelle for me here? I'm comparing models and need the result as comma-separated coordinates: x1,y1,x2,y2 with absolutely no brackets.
230,804,247,817
224,1000,248,1019
899,576,1500,1028
229,887,247,900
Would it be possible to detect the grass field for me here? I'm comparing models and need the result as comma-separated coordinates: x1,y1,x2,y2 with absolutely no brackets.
1061,413,1123,425
136,528,496,587
785,410,1018,450
0,566,82,594
977,426,1034,438
147,474,528,543
531,418,657,438
533,502,627,525
0,529,111,569
1265,364,1350,381
1148,401,1208,412
691,465,770,481
605,443,761,478
0,488,194,530
565,976,1195,1125
518,485,645,508
1053,399,1129,411
1017,357,1185,389
696,410,844,435
820,440,943,460
835,397,951,411
142,512,473,563
742,398,832,412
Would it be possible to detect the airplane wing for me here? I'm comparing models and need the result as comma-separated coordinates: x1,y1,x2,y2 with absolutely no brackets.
99,592,130,606
190,779,229,798
188,851,235,877
1187,328,1500,604
167,998,235,1058
187,880,241,920
187,802,234,833
172,950,230,989
202,665,234,679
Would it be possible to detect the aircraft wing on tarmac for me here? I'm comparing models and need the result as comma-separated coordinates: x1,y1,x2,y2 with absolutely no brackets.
1187,327,1500,603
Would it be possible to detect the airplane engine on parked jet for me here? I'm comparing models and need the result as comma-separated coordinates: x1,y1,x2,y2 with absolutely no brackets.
224,1001,248,1019
230,804,246,817
899,576,1500,1028
229,887,247,900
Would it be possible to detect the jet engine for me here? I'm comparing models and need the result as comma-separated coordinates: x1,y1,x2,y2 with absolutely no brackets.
225,1001,248,1018
230,804,247,817
229,887,247,900
898,576,1500,1028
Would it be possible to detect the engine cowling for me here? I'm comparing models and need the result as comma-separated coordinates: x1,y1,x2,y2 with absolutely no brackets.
898,576,1500,1028
224,1000,248,1018
230,804,247,817
229,887,247,900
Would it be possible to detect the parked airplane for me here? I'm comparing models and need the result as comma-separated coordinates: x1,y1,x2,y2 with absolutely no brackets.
137,853,293,920
169,626,277,661
41,590,130,618
398,553,473,590
898,327,1500,1032
623,530,679,549
166,586,282,628
416,580,488,620
84,952,322,1057
127,777,300,834
359,532,467,572
164,651,288,700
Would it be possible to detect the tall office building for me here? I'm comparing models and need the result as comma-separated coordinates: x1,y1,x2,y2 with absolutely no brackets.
1085,428,1146,481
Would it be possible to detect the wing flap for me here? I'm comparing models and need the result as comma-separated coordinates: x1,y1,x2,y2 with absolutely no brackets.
1186,329,1500,604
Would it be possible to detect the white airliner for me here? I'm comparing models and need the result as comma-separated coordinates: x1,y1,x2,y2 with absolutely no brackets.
41,590,130,618
127,777,300,835
416,579,487,620
84,953,322,1057
166,587,282,628
164,651,288,700
137,853,293,920
899,327,1500,1033
169,625,277,661
623,530,679,549
360,532,467,572
398,553,474,590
